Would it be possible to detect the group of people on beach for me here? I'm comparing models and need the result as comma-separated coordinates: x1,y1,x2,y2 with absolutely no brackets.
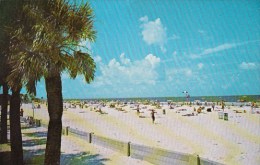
136,105,157,124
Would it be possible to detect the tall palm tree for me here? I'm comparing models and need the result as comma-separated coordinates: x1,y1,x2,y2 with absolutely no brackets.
9,87,23,164
0,0,12,144
0,83,9,144
1,0,26,164
7,0,96,164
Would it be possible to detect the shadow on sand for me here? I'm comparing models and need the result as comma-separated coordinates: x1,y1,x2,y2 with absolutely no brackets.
23,130,47,164
61,152,110,165
24,148,110,165
23,131,47,138
22,129,109,165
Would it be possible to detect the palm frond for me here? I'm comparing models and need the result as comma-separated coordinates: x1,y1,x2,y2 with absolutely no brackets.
5,0,97,92
64,51,95,83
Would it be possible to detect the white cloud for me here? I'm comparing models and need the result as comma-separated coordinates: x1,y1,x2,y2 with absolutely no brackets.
169,34,180,40
145,53,161,68
108,58,120,68
93,55,102,63
166,68,193,82
120,53,131,65
139,15,148,22
165,67,211,92
198,30,205,34
140,16,167,53
173,51,177,56
185,69,192,77
165,69,177,82
160,46,167,53
191,43,238,59
93,53,161,86
239,62,257,70
198,63,204,69
202,43,236,55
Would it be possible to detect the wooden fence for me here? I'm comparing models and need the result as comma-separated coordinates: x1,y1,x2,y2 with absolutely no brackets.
35,120,224,165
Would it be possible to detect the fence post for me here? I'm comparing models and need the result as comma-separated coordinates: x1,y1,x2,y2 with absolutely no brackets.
35,119,41,127
189,154,200,165
62,127,65,135
65,126,69,136
127,142,131,157
89,132,93,143
88,132,94,143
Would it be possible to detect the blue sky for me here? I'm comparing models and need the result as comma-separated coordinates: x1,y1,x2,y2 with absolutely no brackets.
29,0,260,98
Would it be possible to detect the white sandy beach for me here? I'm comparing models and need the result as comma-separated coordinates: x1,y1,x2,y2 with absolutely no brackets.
21,126,152,165
21,102,260,165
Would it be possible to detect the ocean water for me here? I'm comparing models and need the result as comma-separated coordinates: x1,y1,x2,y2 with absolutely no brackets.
77,95,260,103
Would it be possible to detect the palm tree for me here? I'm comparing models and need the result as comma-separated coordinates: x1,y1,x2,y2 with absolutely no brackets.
7,0,96,164
0,83,9,144
0,1,26,164
9,87,23,164
0,0,11,144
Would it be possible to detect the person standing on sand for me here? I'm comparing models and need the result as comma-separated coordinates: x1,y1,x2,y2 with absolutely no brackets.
20,108,24,117
151,110,156,124
212,103,215,111
221,100,225,111
251,102,255,114
136,106,140,116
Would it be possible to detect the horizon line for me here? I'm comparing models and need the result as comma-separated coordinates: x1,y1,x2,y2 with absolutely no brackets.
61,94,260,100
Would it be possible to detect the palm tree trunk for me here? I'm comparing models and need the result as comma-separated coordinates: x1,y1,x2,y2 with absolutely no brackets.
0,83,8,144
44,73,63,165
9,87,23,165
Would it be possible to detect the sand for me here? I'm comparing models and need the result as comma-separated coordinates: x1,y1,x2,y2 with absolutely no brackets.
21,102,260,165
21,126,152,165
